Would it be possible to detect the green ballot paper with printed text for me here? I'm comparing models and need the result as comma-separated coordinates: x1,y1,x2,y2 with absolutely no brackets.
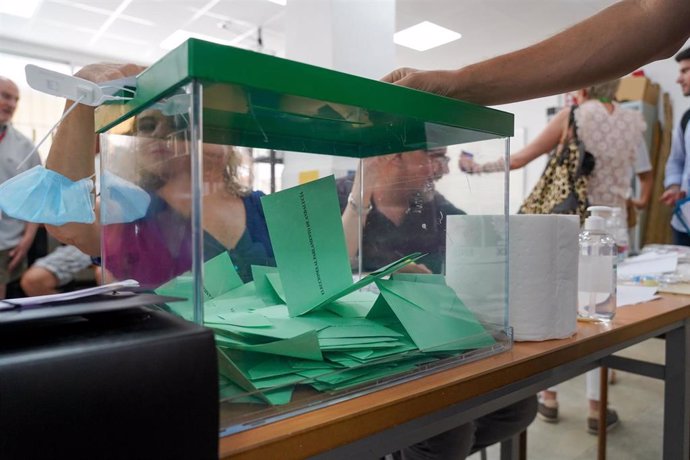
261,176,353,317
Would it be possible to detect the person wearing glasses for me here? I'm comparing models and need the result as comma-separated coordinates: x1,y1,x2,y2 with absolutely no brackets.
0,76,40,300
43,64,273,288
338,147,463,274
338,148,537,458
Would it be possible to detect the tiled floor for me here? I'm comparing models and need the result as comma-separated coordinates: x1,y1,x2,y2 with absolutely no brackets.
470,338,665,459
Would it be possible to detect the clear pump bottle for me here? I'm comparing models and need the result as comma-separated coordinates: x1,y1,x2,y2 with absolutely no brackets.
606,206,629,262
578,206,617,320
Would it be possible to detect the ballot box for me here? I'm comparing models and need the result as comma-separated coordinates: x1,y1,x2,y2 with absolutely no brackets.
95,38,513,433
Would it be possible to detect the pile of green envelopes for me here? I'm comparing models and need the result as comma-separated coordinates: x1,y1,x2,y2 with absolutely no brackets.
155,176,495,405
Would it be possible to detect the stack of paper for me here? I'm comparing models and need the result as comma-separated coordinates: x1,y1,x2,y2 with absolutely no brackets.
156,176,495,405
618,251,678,278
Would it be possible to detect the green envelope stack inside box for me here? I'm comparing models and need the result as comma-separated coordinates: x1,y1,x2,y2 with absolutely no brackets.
158,176,495,405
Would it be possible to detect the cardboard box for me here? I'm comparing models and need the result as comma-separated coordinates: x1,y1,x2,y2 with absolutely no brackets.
616,76,660,105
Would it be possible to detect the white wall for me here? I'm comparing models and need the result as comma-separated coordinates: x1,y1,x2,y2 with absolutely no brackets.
282,0,395,189
0,52,74,163
0,38,123,164
642,56,689,127
432,96,560,216
494,96,560,211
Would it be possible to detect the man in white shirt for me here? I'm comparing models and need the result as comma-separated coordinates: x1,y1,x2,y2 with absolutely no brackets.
661,48,690,245
0,76,41,299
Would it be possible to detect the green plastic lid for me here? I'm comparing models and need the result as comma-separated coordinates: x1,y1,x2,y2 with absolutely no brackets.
96,39,513,157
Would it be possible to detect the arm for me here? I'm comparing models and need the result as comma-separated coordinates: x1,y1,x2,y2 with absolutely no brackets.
661,126,688,205
45,63,144,256
7,223,39,271
341,158,378,261
630,137,653,209
632,171,654,209
508,107,568,169
383,0,690,105
465,107,568,173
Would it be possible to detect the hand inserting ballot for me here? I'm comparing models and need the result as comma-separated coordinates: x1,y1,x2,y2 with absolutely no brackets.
459,150,481,174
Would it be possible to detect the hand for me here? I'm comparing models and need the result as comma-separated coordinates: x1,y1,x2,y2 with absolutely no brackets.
629,197,647,210
381,68,460,98
74,63,146,84
7,241,31,272
628,198,647,210
396,262,432,274
350,157,384,209
660,185,686,206
459,151,482,174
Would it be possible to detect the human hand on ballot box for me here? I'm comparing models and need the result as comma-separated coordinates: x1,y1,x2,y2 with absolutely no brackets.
74,62,146,85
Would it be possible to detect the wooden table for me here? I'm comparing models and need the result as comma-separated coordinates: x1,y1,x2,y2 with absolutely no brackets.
219,294,690,460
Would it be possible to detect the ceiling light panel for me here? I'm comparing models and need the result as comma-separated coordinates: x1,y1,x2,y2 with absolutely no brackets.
0,0,42,18
28,18,102,54
394,21,461,52
38,17,100,35
37,1,113,29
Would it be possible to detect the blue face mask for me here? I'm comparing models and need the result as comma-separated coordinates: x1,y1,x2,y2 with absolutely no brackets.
0,165,95,225
100,170,151,224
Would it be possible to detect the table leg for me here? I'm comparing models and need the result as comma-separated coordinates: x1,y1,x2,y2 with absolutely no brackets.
598,366,608,460
663,319,690,460
500,432,520,460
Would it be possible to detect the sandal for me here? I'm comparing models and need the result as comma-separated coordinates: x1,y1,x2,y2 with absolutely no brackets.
609,370,618,385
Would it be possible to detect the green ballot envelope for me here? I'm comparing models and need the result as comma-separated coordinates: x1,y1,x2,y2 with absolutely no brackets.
261,176,354,316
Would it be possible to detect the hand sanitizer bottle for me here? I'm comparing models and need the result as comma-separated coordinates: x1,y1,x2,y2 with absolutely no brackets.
606,206,629,262
578,206,617,320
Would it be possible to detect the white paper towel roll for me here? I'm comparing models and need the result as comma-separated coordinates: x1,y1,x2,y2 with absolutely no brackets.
446,214,579,341
445,215,507,331
509,215,579,340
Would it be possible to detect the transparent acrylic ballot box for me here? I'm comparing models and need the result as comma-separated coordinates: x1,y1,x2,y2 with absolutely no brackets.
95,39,513,434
